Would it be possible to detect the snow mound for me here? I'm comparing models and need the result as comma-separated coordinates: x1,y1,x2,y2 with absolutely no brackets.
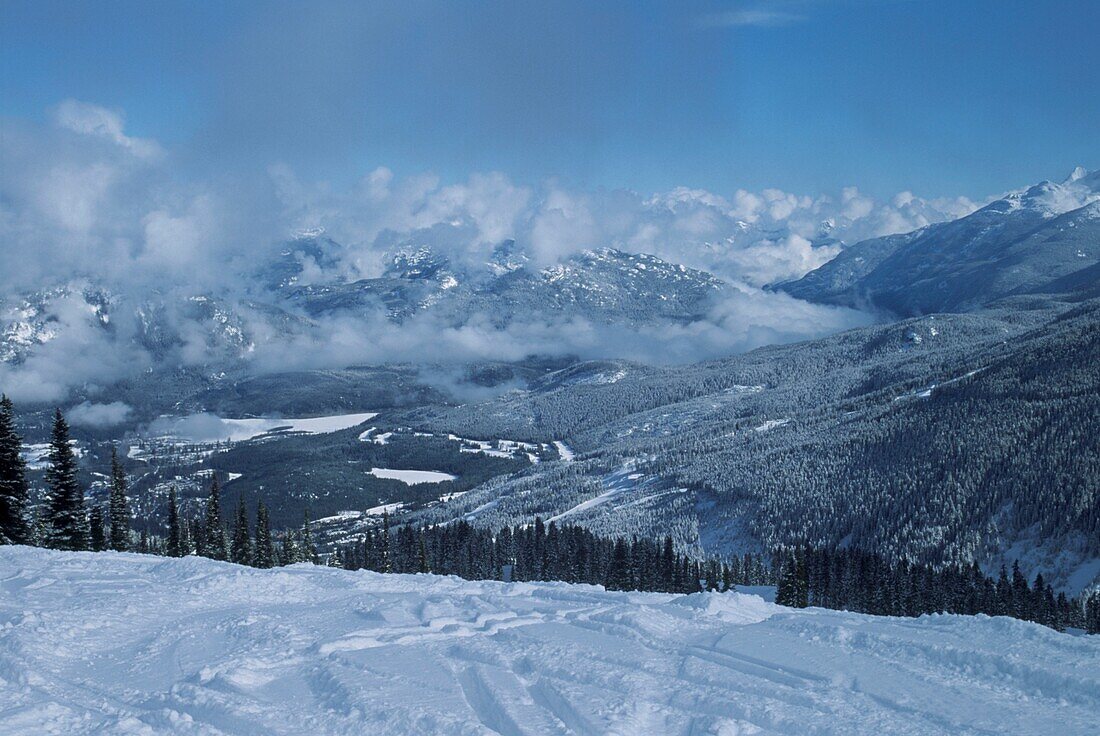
0,547,1097,735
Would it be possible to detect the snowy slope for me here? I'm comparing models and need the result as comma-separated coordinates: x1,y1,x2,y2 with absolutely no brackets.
1,548,1097,735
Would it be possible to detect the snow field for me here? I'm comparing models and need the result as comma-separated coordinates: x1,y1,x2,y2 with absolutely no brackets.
0,547,1097,735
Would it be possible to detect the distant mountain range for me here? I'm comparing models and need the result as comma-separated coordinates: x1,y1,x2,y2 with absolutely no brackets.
2,168,1098,594
777,167,1100,314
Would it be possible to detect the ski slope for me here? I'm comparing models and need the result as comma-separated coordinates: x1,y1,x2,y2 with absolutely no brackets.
0,548,1097,735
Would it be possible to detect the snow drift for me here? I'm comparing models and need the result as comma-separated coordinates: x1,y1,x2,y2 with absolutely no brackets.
0,547,1096,735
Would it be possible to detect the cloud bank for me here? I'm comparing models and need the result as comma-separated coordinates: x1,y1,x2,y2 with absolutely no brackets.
0,101,979,404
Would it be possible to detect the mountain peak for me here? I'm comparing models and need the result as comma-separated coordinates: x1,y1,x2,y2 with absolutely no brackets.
1064,165,1090,184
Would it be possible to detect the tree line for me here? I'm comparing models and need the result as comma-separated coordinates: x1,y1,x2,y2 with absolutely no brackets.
333,515,1100,634
0,398,318,566
2,397,1098,634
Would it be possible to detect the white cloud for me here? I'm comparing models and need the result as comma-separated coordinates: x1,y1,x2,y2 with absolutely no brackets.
1,99,993,403
700,8,806,29
68,401,134,428
54,100,164,160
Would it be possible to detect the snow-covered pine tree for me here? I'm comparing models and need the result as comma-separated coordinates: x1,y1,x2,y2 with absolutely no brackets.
202,475,227,561
279,533,299,566
253,502,275,569
108,447,130,551
165,486,184,557
179,515,192,555
0,395,31,545
45,409,88,550
231,497,252,565
776,552,801,607
89,505,107,551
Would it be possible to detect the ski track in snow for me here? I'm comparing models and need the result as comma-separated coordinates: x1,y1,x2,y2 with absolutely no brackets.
552,441,575,462
0,547,1097,735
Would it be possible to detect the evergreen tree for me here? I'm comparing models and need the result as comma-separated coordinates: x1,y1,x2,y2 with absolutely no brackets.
606,538,631,590
231,497,252,565
253,502,275,568
279,533,300,565
418,533,429,573
776,552,808,608
1011,560,1030,620
165,486,184,557
795,550,809,608
381,511,392,573
201,475,227,560
300,510,318,564
107,447,130,551
0,395,31,544
89,505,107,551
45,409,87,550
660,536,675,589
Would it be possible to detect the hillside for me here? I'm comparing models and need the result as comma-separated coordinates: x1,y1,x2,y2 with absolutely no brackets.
403,297,1100,593
778,169,1100,315
1,547,1097,735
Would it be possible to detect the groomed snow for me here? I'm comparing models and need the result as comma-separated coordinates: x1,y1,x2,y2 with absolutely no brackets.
368,468,457,485
1,548,1097,735
552,440,575,462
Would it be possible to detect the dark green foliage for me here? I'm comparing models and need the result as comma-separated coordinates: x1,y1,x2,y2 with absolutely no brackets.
330,521,1094,634
200,429,528,529
165,486,184,557
300,510,316,564
1086,593,1100,635
0,395,31,544
45,409,87,551
253,502,275,569
108,447,130,551
231,498,252,565
201,475,227,561
89,506,107,551
409,300,1100,591
776,551,808,608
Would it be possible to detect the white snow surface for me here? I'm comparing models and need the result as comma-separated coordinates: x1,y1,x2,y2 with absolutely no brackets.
368,468,457,485
151,412,378,444
552,440,575,462
1,548,1097,736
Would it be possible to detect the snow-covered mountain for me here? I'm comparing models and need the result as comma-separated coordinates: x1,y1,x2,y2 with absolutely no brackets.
280,240,728,327
779,168,1100,314
0,238,731,380
2,547,1096,736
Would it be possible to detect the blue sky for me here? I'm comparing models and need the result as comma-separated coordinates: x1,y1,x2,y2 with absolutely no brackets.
2,0,1098,199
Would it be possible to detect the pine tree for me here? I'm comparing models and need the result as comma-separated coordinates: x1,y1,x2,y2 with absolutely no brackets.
660,536,675,589
89,505,107,551
300,510,317,564
418,533,429,573
381,511,392,573
231,497,252,565
253,502,275,569
201,475,227,560
607,538,631,590
0,395,31,545
107,447,130,551
165,486,184,557
280,533,300,565
45,409,87,550
795,550,809,608
1011,560,1030,620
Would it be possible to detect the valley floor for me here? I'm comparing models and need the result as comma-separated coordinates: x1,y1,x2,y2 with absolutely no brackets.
0,548,1096,735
